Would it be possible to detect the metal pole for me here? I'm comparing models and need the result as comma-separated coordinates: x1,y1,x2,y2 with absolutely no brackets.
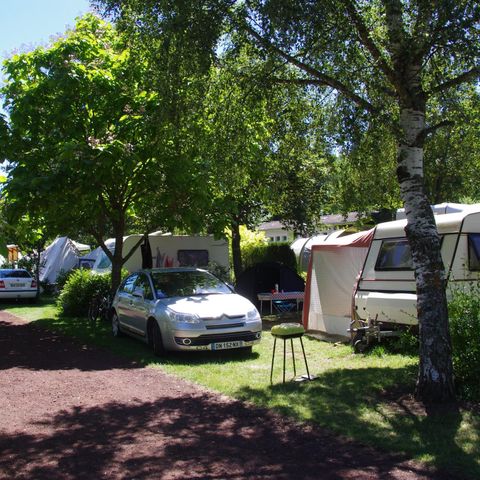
270,337,277,384
299,336,311,380
291,338,296,377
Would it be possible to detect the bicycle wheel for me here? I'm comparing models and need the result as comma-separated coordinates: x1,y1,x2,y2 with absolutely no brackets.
88,297,100,324
99,295,112,322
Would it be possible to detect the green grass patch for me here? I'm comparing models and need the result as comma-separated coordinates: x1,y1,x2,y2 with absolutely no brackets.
3,300,479,478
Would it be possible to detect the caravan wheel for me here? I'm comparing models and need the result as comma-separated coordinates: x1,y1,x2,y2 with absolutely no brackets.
352,331,367,354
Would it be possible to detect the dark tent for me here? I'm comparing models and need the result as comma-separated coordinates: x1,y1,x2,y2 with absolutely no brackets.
235,261,305,307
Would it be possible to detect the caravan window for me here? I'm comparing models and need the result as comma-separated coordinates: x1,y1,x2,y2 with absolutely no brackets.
468,234,480,271
375,239,413,271
177,250,209,267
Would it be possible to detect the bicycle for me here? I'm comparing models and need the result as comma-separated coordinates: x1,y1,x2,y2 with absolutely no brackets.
88,293,113,325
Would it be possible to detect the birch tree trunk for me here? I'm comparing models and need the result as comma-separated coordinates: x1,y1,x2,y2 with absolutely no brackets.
397,106,456,403
384,1,456,403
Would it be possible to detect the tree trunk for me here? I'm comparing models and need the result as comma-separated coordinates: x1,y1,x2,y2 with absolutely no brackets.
231,220,243,282
35,242,42,297
111,231,125,294
397,107,456,403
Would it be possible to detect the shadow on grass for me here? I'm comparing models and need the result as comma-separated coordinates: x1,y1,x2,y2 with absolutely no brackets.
235,367,480,479
0,310,260,372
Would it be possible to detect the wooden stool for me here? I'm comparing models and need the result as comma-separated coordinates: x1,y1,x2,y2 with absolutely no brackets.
270,323,311,384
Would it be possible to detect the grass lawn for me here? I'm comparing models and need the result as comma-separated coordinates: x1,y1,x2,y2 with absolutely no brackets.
3,298,479,478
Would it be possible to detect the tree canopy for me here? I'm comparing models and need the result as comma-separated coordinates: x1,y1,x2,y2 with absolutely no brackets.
94,0,480,402
1,14,195,290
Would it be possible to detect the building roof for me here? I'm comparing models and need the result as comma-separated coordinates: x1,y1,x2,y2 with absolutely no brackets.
258,221,290,231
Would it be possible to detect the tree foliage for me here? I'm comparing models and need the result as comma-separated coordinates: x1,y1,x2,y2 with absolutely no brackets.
93,0,480,402
1,14,195,290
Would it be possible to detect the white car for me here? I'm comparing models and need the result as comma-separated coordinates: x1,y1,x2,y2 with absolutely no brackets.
0,269,38,301
111,268,262,355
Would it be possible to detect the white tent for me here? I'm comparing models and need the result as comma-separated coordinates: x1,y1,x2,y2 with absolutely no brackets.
40,237,90,284
303,229,374,337
291,230,344,272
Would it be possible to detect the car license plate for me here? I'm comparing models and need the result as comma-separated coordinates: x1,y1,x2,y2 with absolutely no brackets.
212,340,244,350
10,283,26,288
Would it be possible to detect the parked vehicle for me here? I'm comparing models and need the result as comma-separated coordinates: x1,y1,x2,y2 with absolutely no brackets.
0,269,38,301
91,232,230,275
111,268,262,355
303,204,480,342
354,208,480,327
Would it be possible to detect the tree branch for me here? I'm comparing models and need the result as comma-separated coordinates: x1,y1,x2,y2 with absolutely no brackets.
415,120,454,147
341,0,397,84
429,66,480,95
243,24,377,113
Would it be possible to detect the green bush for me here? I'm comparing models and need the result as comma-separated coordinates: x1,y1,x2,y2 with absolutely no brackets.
242,242,297,271
56,268,75,291
57,269,111,317
448,287,480,401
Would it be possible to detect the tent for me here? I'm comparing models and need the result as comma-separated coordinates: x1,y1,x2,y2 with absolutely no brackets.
235,261,305,307
291,230,344,272
303,229,374,337
40,237,90,284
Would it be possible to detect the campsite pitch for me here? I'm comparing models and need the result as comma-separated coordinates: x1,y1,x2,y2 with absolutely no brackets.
0,310,459,480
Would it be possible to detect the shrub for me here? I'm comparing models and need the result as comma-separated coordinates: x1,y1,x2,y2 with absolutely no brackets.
57,269,111,317
56,268,75,291
243,243,297,272
448,286,480,401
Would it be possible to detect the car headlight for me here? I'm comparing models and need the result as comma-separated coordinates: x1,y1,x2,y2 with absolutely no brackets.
247,308,261,321
167,309,201,324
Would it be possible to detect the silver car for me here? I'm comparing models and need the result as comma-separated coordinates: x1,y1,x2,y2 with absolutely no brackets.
111,268,262,355
0,269,38,301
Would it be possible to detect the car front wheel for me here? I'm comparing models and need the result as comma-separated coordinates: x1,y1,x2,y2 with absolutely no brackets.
151,321,166,357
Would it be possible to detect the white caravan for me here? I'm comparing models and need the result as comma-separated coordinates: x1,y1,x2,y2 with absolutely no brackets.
92,232,230,274
354,208,480,328
302,205,480,342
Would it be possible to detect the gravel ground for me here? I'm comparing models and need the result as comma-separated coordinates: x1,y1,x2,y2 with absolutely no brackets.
0,310,457,480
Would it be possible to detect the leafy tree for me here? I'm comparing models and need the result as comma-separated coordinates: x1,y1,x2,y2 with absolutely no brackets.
265,88,336,236
94,0,480,403
197,57,276,279
1,14,180,291
424,86,480,203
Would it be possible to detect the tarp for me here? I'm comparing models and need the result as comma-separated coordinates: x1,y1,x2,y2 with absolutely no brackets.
235,261,305,307
40,237,90,284
303,229,374,337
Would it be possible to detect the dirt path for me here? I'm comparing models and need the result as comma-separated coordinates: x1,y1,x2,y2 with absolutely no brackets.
0,311,454,480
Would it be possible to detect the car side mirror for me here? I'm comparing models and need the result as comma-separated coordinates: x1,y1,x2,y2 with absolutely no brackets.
132,287,144,299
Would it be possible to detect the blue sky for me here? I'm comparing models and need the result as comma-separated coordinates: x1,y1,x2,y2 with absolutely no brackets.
0,0,92,61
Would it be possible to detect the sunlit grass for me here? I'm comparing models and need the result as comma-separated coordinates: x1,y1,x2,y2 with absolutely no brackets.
3,300,479,478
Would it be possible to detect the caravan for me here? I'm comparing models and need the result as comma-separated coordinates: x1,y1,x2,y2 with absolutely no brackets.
92,232,230,274
354,207,480,328
303,205,480,339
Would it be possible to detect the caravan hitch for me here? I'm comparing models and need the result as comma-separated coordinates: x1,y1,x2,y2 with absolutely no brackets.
348,315,401,353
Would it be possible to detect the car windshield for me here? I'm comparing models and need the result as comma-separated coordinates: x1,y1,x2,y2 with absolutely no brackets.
0,269,31,279
150,270,231,298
